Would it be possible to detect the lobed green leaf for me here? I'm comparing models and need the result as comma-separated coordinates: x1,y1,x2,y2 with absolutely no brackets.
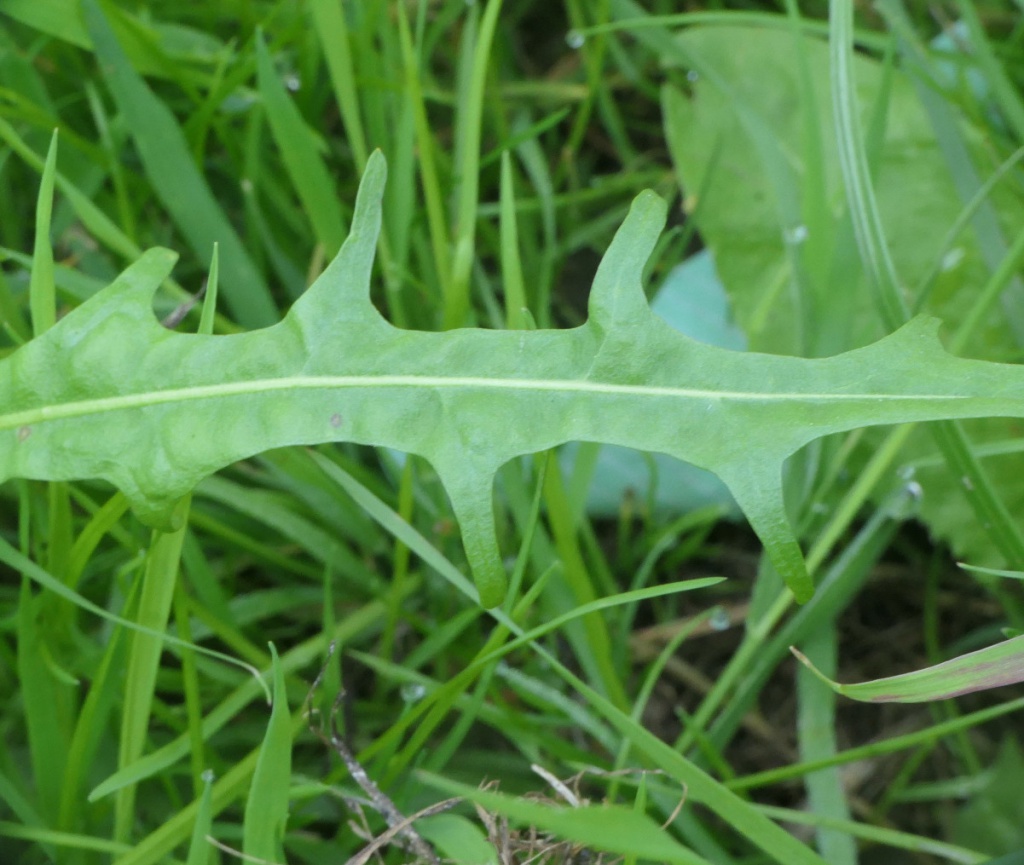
4,151,1024,606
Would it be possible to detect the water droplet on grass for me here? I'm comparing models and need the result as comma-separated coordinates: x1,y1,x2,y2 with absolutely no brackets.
687,69,700,82
883,480,923,519
709,607,731,631
942,247,965,272
784,224,809,245
566,30,585,49
401,683,426,703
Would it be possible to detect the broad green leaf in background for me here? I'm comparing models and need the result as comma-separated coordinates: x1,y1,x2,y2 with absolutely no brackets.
661,23,1024,568
5,152,1024,606
952,737,1024,857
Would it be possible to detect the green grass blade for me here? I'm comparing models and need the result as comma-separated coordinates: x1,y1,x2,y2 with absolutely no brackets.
114,512,190,840
255,31,347,259
418,771,711,864
88,599,388,803
446,0,504,329
832,0,1024,573
499,151,528,329
796,628,856,863
793,632,1024,702
29,129,57,336
755,805,986,863
81,0,276,327
59,614,130,831
830,0,907,329
396,3,450,316
730,694,1024,791
536,644,830,865
198,244,218,336
0,534,264,692
308,0,368,170
242,644,291,861
185,770,215,865
111,712,306,865
16,580,70,824
959,563,1024,580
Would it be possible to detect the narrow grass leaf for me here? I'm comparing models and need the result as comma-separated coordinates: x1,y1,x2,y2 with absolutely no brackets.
959,563,1024,580
185,770,215,865
500,151,528,329
755,804,987,864
29,129,57,336
255,32,346,258
89,599,387,803
110,712,306,865
415,813,497,865
447,0,504,329
796,627,857,863
115,511,190,839
0,822,131,855
59,611,129,830
16,580,69,823
309,0,367,169
199,245,218,336
0,536,266,700
396,3,450,304
82,0,276,327
418,772,709,865
792,635,1024,702
243,644,291,861
526,642,830,864
830,0,907,328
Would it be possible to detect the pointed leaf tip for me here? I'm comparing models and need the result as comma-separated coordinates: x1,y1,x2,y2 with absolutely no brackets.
587,188,667,330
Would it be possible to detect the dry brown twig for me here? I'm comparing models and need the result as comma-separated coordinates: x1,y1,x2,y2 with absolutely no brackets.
305,641,453,865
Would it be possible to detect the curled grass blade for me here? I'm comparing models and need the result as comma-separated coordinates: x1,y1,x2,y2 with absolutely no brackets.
792,634,1024,702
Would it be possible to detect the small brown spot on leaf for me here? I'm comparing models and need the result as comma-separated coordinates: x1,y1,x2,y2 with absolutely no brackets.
330,413,343,428
17,426,31,442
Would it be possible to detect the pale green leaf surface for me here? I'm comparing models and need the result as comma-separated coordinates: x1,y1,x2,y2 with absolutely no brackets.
4,152,1024,606
952,738,1024,856
661,23,1024,569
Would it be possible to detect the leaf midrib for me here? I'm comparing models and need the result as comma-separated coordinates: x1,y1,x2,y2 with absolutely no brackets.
1,375,976,431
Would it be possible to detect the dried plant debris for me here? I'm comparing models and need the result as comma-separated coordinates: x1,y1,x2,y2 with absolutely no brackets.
304,645,679,864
